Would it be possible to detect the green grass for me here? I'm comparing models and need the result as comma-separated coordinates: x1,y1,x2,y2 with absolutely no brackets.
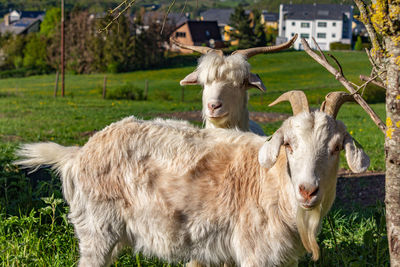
0,50,388,266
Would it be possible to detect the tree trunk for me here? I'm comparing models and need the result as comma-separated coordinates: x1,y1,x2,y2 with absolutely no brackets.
385,37,400,266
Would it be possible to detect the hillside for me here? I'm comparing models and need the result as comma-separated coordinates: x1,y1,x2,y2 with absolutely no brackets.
0,0,358,16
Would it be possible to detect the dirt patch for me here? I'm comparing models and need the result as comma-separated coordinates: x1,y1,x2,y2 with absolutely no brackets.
156,111,290,123
335,172,385,209
1,134,22,142
79,130,97,138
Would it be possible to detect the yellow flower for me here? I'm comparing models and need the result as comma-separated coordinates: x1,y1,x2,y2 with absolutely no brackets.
387,117,393,127
350,130,354,135
387,127,395,139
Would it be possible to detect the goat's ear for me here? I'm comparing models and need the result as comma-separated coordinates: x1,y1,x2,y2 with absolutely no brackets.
258,130,283,169
180,71,199,86
247,73,266,92
343,132,370,173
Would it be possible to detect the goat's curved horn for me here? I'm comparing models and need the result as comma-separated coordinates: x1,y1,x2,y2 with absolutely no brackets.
170,37,223,57
269,90,309,116
320,91,355,119
232,34,298,59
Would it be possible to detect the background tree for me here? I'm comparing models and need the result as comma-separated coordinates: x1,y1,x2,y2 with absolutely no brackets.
352,0,400,264
228,5,256,49
252,9,266,47
354,35,363,51
39,7,61,38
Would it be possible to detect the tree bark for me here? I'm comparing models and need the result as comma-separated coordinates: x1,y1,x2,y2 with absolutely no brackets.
385,37,400,267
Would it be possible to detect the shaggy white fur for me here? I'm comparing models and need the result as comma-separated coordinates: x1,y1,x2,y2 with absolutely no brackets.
180,53,265,136
15,109,369,267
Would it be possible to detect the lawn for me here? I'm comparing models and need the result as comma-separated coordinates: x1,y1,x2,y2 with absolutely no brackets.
0,50,388,266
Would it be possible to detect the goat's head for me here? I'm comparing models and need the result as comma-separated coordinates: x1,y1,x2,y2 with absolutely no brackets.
172,35,297,128
259,90,369,210
258,91,369,260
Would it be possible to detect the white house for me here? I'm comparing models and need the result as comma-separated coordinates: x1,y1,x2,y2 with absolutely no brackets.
278,4,353,50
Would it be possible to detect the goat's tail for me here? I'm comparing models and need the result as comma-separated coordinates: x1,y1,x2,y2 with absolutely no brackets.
15,142,79,171
14,142,80,202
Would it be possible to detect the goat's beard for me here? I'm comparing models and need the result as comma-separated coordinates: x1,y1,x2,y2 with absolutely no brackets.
296,205,322,261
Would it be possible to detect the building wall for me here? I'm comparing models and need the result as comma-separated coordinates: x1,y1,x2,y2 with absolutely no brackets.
171,23,194,54
285,19,343,50
278,4,353,51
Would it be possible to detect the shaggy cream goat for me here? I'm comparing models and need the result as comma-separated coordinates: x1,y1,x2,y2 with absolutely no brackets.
172,35,297,136
15,91,369,267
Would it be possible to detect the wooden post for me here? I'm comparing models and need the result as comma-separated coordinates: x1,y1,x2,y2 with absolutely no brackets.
181,86,184,102
102,75,107,99
54,71,59,97
144,80,148,100
61,0,65,97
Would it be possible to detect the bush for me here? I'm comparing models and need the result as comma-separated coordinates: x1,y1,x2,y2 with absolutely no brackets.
354,36,363,51
106,83,144,100
107,62,120,74
330,42,351,50
153,90,173,101
362,84,386,103
0,67,44,79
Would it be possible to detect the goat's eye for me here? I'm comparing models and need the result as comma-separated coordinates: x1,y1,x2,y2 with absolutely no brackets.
284,142,293,154
332,145,341,154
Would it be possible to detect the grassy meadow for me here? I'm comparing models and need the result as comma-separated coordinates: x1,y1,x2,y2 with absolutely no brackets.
0,51,388,266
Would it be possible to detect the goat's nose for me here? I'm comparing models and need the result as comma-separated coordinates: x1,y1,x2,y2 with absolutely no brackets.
207,101,222,111
299,184,319,201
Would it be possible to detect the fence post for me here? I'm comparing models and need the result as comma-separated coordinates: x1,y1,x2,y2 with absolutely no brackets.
144,80,148,100
103,75,107,99
181,86,185,102
54,71,59,97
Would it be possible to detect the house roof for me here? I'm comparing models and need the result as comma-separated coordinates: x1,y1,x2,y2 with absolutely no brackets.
20,11,45,20
262,11,278,22
142,11,188,26
282,4,352,21
0,18,40,34
176,20,222,43
200,9,233,26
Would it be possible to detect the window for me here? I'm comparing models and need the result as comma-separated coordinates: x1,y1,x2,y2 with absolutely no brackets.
332,33,336,38
300,33,309,38
291,32,295,37
292,22,295,26
332,22,336,26
317,33,326,38
301,22,310,28
317,22,327,27
175,32,186,38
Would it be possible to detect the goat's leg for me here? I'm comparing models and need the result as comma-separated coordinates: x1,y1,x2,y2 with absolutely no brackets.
75,226,120,267
70,204,123,267
186,261,231,267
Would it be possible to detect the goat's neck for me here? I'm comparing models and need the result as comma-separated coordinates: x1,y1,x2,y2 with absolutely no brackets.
259,147,298,226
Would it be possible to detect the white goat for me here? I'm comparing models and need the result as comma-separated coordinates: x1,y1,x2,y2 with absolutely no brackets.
15,91,369,267
172,35,297,136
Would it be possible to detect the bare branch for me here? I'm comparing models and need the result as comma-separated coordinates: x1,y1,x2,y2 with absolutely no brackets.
301,38,386,133
98,0,138,33
359,74,388,90
180,0,188,15
327,53,344,78
161,0,176,34
312,37,327,62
